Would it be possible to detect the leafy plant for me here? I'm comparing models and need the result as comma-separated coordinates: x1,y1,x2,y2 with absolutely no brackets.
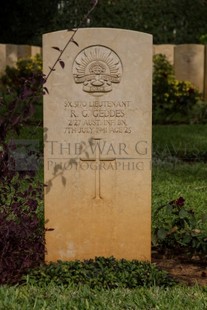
152,197,207,260
199,34,207,44
153,54,203,124
0,54,43,96
25,256,176,288
0,176,44,285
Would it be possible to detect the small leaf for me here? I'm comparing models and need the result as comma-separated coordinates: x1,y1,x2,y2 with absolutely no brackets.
176,196,185,207
46,180,52,194
157,228,167,240
52,46,61,51
43,86,49,94
59,60,65,69
62,176,66,187
53,164,62,175
42,77,47,84
179,209,189,219
71,39,79,47
12,116,21,126
69,158,78,166
27,103,35,118
166,204,173,215
181,234,192,244
169,226,178,234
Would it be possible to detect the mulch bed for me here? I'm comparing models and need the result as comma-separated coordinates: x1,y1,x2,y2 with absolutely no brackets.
152,254,207,286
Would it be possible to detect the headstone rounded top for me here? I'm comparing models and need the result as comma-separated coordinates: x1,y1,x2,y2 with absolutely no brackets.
43,27,152,40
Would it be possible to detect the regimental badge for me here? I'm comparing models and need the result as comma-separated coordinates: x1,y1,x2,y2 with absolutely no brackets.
72,45,123,96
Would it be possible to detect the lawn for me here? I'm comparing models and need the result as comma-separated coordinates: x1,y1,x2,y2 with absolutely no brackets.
152,124,207,214
1,283,207,309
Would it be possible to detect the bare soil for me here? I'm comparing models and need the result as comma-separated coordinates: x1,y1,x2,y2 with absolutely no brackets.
152,254,207,286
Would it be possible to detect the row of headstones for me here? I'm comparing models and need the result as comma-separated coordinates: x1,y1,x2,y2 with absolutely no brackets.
154,44,207,101
0,43,207,100
0,44,41,73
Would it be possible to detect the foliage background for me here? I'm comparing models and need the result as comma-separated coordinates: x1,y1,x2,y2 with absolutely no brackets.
1,0,207,45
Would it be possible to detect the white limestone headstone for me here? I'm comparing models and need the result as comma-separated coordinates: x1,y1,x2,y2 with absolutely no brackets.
43,28,152,262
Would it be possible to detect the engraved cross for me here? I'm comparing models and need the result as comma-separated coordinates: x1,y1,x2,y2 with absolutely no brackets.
80,139,115,200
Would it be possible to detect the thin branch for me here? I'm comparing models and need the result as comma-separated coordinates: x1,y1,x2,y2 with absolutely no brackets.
44,0,99,83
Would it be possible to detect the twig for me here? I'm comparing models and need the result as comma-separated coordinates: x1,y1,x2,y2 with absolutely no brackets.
44,0,99,83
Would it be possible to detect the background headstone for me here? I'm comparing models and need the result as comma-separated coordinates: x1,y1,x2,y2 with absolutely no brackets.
43,28,152,262
18,45,31,59
174,44,205,93
204,45,207,101
153,44,175,64
31,46,42,57
6,44,18,67
0,44,6,74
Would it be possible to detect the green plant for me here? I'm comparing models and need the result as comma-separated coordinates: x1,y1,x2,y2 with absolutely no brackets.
152,124,207,162
2,284,207,309
199,34,207,44
152,197,207,260
153,54,202,124
191,100,207,124
0,175,44,285
0,54,42,96
24,256,176,288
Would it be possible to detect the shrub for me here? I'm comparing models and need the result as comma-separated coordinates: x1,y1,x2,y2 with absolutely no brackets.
0,54,43,96
0,53,45,285
25,256,176,288
0,175,44,285
153,54,203,124
152,197,207,261
199,34,207,44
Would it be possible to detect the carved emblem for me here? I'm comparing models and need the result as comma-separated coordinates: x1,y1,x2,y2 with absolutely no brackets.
73,45,122,96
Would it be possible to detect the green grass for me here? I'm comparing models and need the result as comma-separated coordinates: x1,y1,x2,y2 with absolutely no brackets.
153,124,207,161
0,284,207,309
153,162,207,216
152,124,207,219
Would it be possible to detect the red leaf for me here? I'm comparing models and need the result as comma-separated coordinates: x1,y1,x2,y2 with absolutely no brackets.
71,39,79,47
43,86,49,94
59,60,65,69
52,46,61,52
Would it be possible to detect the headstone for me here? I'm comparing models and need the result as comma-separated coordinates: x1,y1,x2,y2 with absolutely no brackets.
204,45,207,102
43,28,152,262
6,44,18,67
31,46,42,57
18,45,31,59
174,44,205,93
153,44,175,64
0,44,6,74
